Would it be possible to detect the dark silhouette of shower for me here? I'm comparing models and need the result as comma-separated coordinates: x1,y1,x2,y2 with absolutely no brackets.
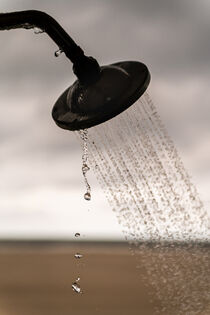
0,10,150,131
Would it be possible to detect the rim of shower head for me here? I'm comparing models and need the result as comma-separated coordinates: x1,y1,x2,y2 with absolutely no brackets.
52,60,150,131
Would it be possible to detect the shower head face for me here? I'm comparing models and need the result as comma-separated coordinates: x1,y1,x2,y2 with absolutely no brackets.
52,61,150,131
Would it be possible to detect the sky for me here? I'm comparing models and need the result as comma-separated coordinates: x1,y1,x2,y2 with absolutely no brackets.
0,0,210,240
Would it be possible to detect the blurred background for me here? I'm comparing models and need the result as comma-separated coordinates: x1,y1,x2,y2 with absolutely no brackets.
0,1,209,314
0,0,210,240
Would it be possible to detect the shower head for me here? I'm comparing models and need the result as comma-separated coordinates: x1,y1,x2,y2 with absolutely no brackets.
52,60,150,131
0,10,150,131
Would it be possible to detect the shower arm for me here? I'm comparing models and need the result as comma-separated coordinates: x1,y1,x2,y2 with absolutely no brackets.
0,10,101,85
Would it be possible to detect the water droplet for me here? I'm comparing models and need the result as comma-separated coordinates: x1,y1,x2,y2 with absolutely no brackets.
74,253,83,259
75,233,80,237
34,27,44,34
84,192,91,201
78,94,83,103
24,23,32,30
54,49,63,57
82,164,90,173
72,282,82,294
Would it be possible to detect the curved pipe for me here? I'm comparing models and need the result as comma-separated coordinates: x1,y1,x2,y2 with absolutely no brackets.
0,10,101,85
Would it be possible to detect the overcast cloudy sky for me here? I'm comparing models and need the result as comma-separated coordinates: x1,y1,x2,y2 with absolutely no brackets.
0,0,210,239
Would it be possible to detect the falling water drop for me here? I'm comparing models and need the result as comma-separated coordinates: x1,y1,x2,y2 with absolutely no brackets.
54,49,63,57
34,27,44,34
82,164,90,173
74,253,83,259
72,277,82,294
75,233,80,238
84,192,91,201
72,282,82,294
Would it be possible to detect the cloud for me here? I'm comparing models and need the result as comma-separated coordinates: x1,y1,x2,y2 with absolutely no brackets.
0,0,209,238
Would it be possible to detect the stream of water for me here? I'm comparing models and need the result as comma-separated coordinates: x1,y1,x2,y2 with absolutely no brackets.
79,92,210,314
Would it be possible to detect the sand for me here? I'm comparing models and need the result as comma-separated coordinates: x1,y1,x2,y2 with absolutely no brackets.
0,241,209,315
